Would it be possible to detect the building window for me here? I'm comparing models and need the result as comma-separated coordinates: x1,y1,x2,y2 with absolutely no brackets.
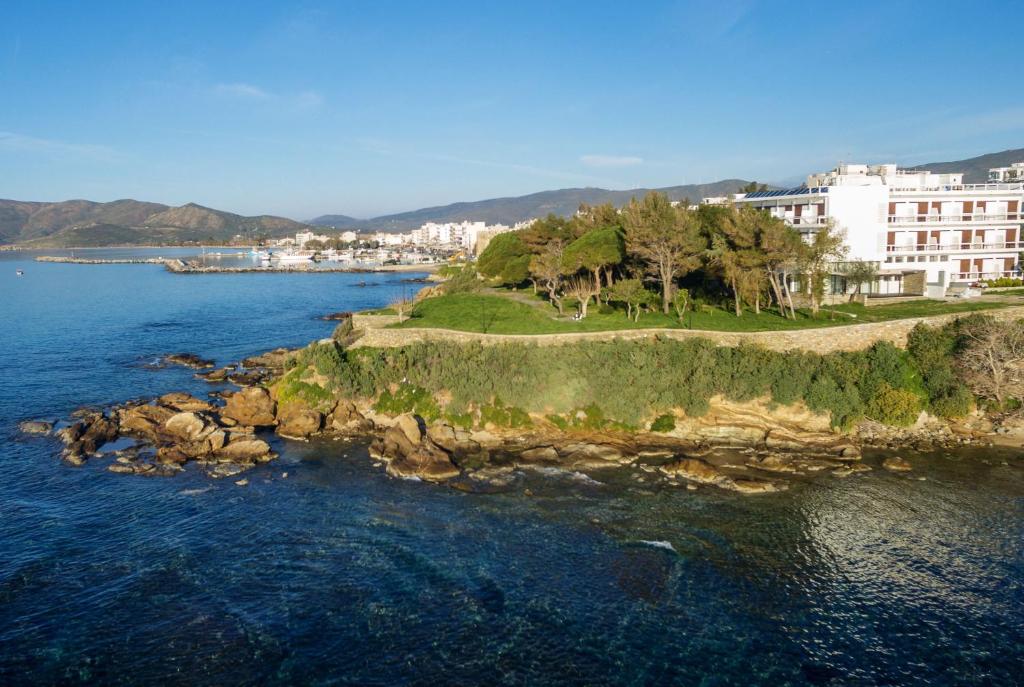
885,256,893,263
895,256,904,263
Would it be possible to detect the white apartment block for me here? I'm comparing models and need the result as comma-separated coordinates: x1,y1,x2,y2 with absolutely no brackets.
733,161,1024,295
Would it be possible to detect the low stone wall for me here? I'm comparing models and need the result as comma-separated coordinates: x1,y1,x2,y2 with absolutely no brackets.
353,305,1024,353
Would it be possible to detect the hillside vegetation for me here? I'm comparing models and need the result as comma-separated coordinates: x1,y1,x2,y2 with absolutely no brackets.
285,314,997,431
0,199,310,247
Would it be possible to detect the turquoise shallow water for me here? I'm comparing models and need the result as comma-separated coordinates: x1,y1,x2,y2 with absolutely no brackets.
1,250,1023,686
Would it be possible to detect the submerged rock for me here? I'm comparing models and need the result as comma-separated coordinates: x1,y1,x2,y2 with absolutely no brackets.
18,420,53,435
882,456,913,472
730,478,785,494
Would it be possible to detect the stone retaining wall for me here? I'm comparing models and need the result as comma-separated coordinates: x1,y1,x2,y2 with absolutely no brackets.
352,305,1024,353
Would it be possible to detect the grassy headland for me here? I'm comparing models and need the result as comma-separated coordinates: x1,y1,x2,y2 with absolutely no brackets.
389,290,1012,335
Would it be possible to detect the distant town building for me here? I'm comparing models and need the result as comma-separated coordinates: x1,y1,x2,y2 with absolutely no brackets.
989,162,1024,183
732,161,1024,295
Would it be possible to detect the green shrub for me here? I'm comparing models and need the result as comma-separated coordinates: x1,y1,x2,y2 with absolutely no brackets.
326,334,945,431
374,383,441,421
444,410,474,429
276,369,335,411
650,414,676,432
867,383,922,427
984,277,1024,288
545,414,569,430
907,320,974,418
479,398,532,428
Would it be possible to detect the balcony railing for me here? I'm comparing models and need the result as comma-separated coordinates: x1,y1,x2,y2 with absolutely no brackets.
888,213,1020,224
955,270,1022,281
890,182,1024,192
886,241,1024,253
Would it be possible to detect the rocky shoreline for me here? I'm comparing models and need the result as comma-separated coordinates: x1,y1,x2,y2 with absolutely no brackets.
19,333,1019,494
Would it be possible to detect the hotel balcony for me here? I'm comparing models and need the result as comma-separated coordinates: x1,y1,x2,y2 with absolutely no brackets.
776,216,827,226
886,242,1024,253
890,182,1024,193
887,213,1021,225
955,270,1023,281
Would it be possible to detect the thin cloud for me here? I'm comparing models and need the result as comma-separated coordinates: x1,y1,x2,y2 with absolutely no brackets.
214,82,271,99
294,90,324,109
213,83,323,110
581,154,644,168
0,131,119,161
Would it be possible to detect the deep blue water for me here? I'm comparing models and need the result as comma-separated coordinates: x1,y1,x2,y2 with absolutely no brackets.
1,250,1023,686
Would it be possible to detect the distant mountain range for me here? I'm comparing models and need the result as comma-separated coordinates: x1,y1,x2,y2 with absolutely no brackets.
907,147,1024,183
3,147,1020,246
307,180,754,231
0,199,310,247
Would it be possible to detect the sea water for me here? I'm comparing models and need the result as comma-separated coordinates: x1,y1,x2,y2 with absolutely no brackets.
1,250,1022,685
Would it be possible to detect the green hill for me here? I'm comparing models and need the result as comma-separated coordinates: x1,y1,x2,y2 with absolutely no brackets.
0,198,311,247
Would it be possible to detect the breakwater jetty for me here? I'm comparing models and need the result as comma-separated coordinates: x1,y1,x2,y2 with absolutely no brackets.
35,256,170,265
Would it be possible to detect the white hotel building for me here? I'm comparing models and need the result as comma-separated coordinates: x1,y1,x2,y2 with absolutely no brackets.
733,162,1024,296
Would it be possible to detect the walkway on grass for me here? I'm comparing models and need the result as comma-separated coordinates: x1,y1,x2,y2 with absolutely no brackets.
351,304,1024,353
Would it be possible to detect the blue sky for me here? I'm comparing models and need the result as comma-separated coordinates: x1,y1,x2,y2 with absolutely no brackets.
1,1,1022,220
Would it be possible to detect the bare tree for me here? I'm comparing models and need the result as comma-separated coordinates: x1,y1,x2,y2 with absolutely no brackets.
529,239,568,315
956,317,1024,405
390,296,414,323
563,275,601,318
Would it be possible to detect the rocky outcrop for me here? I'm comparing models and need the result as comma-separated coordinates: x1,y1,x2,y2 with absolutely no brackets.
659,456,784,494
164,353,215,369
68,393,278,477
56,412,118,465
370,414,460,482
222,387,277,427
328,401,371,434
275,404,323,439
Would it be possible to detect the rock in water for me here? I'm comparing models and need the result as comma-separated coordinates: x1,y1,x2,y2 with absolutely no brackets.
518,446,559,463
393,414,423,445
659,457,727,485
164,412,214,442
731,478,784,494
118,403,175,440
221,387,277,427
372,414,460,482
18,420,53,435
275,404,323,439
882,456,913,472
164,353,215,369
386,442,461,482
158,392,213,413
214,438,273,462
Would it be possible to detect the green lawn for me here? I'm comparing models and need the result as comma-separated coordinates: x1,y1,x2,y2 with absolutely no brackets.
387,291,1014,335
